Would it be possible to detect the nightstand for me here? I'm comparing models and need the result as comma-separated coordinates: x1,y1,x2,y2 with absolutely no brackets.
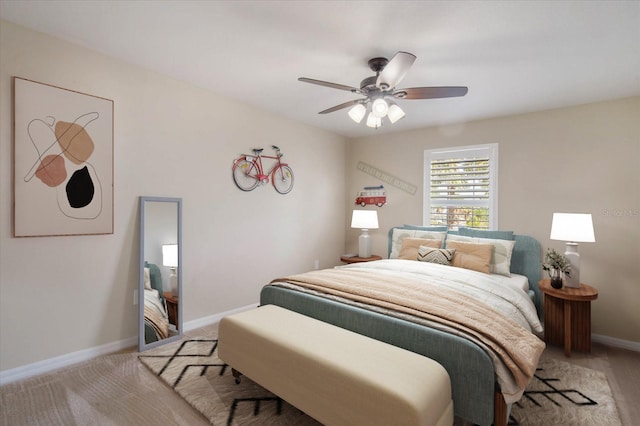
163,292,179,330
340,254,382,264
539,279,598,357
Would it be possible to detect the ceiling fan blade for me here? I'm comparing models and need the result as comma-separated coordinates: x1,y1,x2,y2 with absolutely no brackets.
376,51,416,89
394,86,468,100
318,99,362,114
298,77,358,92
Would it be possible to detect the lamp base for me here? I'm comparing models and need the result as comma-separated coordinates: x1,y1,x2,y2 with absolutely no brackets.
564,243,581,288
358,229,371,258
169,268,178,296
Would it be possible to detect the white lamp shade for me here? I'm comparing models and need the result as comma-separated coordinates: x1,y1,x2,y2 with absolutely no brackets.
366,112,382,128
550,213,595,242
351,210,379,229
348,104,366,123
387,103,405,123
371,98,389,118
162,244,178,268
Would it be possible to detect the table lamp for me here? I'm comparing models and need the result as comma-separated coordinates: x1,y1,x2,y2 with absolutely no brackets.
549,213,595,288
162,244,179,296
351,210,379,258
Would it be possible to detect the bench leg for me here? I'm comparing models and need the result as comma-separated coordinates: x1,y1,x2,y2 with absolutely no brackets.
231,368,242,384
493,391,507,426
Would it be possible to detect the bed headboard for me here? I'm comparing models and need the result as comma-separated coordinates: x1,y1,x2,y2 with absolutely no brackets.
387,226,542,316
144,261,165,303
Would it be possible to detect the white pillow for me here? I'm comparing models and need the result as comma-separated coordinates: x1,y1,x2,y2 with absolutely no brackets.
390,229,447,258
144,267,151,289
445,234,516,277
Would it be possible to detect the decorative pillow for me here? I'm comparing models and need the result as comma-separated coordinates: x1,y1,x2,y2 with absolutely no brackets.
445,240,493,274
446,234,516,277
417,246,456,265
144,267,151,289
398,238,443,260
389,228,447,258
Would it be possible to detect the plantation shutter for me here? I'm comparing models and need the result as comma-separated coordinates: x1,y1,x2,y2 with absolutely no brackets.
424,144,498,230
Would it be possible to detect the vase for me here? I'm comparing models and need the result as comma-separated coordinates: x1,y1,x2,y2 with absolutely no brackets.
549,269,563,289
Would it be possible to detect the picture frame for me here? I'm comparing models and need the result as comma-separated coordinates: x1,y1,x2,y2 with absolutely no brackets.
13,77,114,237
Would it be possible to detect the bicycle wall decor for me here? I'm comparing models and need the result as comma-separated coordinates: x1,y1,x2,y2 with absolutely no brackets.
232,145,294,194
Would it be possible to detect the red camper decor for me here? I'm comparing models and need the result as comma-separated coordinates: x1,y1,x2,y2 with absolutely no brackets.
355,185,386,207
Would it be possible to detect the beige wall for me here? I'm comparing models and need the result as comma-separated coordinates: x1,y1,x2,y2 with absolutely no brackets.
345,97,640,343
2,19,638,375
0,21,347,371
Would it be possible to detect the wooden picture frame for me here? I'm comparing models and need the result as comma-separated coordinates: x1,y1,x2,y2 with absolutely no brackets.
13,77,114,237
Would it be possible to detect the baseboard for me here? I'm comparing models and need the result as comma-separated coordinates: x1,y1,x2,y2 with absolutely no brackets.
183,302,258,331
0,303,258,386
0,335,137,386
592,333,640,352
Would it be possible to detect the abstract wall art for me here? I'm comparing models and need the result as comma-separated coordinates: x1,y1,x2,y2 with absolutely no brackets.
13,77,114,237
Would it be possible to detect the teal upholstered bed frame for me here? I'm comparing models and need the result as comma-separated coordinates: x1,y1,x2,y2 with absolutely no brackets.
260,226,542,426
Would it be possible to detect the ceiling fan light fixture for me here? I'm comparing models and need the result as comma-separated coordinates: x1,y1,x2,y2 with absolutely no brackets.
366,112,382,129
347,103,366,123
387,102,406,124
371,98,389,118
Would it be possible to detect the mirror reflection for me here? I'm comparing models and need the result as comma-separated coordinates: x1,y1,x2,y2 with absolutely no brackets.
139,196,182,351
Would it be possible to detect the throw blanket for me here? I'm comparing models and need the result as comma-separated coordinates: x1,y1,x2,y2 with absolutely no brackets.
144,289,169,341
271,263,545,398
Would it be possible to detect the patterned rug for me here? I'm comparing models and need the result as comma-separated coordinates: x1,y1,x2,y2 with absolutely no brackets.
139,332,622,426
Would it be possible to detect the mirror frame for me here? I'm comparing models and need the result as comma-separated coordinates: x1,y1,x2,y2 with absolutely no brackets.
138,196,183,351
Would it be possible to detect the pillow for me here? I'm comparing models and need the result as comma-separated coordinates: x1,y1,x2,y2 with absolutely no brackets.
417,246,456,265
445,240,493,274
389,228,447,258
398,238,443,260
458,227,514,241
144,267,151,289
446,234,516,277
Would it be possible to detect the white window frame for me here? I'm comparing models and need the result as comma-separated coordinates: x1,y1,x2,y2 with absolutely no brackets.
423,143,499,230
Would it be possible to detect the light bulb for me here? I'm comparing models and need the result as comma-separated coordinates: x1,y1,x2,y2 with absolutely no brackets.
366,112,382,128
387,103,405,123
371,98,389,118
348,104,366,123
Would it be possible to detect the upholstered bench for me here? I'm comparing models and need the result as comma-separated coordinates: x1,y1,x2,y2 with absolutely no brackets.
218,305,453,426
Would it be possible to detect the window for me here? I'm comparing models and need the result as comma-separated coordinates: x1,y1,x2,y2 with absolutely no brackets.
423,144,498,230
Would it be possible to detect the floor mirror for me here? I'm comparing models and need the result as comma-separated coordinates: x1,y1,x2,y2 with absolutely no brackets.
138,196,183,351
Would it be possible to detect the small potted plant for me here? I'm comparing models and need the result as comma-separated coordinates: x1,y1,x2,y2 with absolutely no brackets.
542,248,571,289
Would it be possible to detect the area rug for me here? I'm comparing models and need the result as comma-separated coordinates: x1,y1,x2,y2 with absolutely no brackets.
139,332,622,425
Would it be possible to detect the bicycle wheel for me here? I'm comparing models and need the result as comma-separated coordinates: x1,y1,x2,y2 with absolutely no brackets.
272,165,294,194
232,159,260,191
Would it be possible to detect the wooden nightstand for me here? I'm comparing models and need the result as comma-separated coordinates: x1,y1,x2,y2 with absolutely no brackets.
163,292,179,330
340,254,382,264
539,279,598,357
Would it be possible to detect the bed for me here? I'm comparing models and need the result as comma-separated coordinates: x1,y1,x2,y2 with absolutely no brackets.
143,262,170,344
260,225,545,426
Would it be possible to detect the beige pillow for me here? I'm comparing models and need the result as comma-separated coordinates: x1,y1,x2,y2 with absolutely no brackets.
446,240,493,274
445,234,516,277
398,238,442,260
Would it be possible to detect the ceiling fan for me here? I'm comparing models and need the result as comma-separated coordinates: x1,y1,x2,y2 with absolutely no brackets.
298,51,468,128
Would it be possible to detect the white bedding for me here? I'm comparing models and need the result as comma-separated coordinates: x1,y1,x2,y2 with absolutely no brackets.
339,259,542,334
331,259,544,403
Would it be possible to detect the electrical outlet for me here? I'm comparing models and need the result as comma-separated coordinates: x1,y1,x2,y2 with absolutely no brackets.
133,289,138,305
314,259,320,270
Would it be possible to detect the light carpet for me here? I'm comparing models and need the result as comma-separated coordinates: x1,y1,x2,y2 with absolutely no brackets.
139,331,622,426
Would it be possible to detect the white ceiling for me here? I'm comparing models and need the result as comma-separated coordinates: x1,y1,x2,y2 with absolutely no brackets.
2,1,639,138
